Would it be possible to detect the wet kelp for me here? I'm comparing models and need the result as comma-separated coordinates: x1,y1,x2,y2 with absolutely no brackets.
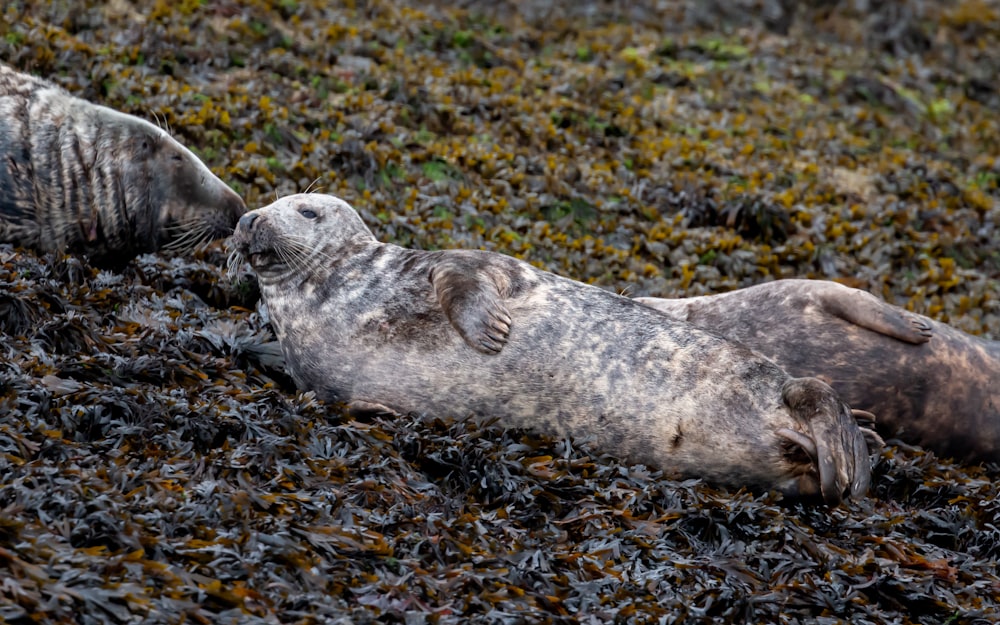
1,0,999,623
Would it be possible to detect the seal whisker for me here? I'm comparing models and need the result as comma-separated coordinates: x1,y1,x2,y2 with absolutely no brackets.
153,110,166,132
303,176,324,195
169,225,217,255
301,242,336,267
286,238,324,272
264,232,303,272
290,237,334,264
188,228,217,253
164,213,217,235
284,232,335,261
278,242,309,275
162,221,207,247
163,217,204,233
162,224,202,241
183,228,216,255
276,233,336,269
162,222,213,254
226,250,246,278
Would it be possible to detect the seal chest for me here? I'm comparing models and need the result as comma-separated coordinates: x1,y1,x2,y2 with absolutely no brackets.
0,62,246,266
231,194,883,505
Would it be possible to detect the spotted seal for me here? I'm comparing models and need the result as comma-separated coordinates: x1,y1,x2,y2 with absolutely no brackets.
0,63,245,267
230,194,883,504
636,279,998,464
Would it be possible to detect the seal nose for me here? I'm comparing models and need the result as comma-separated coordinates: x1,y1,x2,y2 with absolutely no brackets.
228,192,248,224
238,212,259,232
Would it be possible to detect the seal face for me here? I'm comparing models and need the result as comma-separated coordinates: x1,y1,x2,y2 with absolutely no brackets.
231,194,883,504
636,280,998,464
0,63,246,267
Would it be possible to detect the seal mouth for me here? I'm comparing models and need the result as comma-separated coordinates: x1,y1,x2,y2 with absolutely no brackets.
234,244,274,269
226,242,284,279
238,242,289,273
231,219,268,269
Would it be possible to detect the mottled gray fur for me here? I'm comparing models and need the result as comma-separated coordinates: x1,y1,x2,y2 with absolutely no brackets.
231,194,882,504
0,63,245,266
637,281,999,465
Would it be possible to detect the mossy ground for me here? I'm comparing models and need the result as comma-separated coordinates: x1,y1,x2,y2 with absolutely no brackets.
1,1,998,623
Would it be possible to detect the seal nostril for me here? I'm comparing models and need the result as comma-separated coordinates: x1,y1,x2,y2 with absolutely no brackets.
238,212,259,231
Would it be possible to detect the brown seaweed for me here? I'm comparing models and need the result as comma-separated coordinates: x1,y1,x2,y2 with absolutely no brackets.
1,0,999,623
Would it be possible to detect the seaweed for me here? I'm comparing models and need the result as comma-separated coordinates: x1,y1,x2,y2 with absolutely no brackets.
1,0,999,622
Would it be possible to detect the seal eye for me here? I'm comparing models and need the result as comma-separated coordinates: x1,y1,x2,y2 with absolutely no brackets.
300,209,318,219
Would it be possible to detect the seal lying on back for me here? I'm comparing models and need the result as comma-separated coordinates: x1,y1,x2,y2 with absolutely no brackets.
231,194,882,505
0,63,245,267
636,280,999,464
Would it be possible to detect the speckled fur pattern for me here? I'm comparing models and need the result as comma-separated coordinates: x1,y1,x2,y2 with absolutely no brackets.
0,63,245,266
232,194,881,504
637,280,999,465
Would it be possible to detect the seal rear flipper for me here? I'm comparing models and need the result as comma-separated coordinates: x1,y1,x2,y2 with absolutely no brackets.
851,408,885,460
348,400,402,420
775,428,825,500
430,256,513,355
818,286,932,345
781,377,875,505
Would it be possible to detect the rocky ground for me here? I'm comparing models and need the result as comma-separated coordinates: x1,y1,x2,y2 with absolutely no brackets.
1,0,998,623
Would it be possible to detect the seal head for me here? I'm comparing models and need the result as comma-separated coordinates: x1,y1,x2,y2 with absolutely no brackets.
0,62,246,266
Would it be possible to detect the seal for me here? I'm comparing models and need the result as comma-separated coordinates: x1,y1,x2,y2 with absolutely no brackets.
0,62,246,267
636,280,999,464
230,193,883,504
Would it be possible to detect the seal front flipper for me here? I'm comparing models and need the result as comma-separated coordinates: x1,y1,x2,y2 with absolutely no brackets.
430,255,513,355
818,285,932,344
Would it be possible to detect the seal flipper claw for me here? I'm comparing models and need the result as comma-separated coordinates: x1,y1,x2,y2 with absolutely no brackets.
859,426,885,458
851,408,877,430
849,424,875,498
850,408,885,470
818,287,932,345
430,255,513,355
